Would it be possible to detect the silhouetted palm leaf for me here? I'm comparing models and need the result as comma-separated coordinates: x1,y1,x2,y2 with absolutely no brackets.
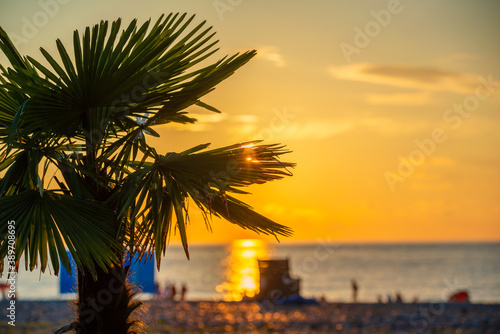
0,14,293,277
1,14,295,334
0,190,120,275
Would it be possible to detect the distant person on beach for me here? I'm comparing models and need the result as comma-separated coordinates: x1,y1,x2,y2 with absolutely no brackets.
170,284,177,301
163,284,171,300
351,279,358,303
180,283,187,301
396,292,404,303
154,282,160,299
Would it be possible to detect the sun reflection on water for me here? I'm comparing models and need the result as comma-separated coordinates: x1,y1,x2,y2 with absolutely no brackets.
216,239,269,301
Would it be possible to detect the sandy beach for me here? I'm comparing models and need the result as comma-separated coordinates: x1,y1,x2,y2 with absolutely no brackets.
1,299,499,333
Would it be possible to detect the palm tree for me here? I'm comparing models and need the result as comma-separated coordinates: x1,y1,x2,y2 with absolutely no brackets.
0,14,294,333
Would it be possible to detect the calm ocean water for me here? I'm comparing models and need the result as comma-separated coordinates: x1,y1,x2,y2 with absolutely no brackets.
3,242,499,303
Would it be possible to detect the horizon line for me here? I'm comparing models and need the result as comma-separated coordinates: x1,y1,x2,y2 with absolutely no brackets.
166,239,500,246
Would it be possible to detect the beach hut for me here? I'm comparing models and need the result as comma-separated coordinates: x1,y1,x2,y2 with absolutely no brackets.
256,259,300,301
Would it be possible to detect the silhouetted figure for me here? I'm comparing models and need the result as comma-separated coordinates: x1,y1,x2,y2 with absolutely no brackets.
351,279,358,303
154,282,160,299
376,295,383,303
169,284,177,301
180,283,187,301
161,283,169,299
395,291,403,303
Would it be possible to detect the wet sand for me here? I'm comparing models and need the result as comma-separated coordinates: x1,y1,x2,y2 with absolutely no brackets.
1,299,499,333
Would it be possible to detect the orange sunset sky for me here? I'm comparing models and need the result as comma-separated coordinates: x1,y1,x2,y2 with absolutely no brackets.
1,0,499,244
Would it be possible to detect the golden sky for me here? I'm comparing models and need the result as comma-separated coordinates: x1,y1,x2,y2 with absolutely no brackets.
1,0,499,243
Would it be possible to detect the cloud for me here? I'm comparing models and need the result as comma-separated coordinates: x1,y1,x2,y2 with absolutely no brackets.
328,63,478,94
165,123,210,132
234,116,430,141
189,113,227,123
429,156,456,167
227,116,355,141
365,91,432,106
232,114,259,123
277,120,354,140
407,157,456,192
161,113,226,132
360,116,431,136
165,112,260,134
256,46,286,67
437,52,481,67
263,203,327,221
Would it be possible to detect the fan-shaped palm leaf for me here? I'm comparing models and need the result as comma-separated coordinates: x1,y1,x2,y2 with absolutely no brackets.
0,13,293,280
1,14,295,333
0,190,120,276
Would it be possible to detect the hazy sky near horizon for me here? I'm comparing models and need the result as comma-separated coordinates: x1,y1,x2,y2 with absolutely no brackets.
1,0,499,243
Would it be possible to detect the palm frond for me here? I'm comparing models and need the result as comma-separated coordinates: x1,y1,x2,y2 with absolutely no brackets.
161,141,294,192
0,190,120,276
0,148,43,195
1,14,252,141
0,27,29,71
1,15,295,274
111,141,294,263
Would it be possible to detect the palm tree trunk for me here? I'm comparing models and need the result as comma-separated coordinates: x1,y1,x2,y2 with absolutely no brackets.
75,258,142,334
71,121,144,333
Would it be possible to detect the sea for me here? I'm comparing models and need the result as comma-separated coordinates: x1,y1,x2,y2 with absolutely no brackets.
3,242,500,303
